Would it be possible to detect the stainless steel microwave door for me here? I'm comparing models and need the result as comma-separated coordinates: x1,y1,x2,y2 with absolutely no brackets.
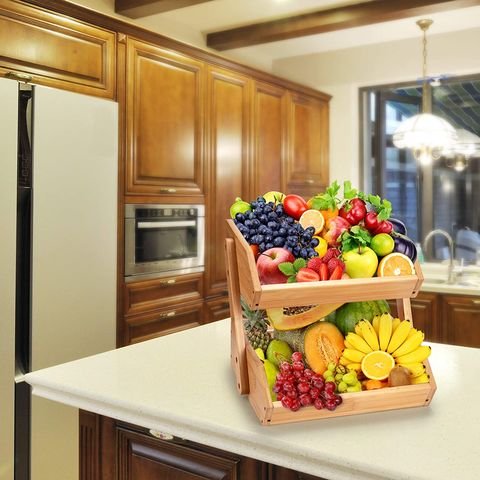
0,77,18,480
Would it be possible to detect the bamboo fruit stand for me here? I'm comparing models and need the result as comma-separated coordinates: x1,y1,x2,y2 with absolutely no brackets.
225,219,437,426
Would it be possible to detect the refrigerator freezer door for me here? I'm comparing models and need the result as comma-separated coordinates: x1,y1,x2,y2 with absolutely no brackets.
0,78,18,480
30,86,118,480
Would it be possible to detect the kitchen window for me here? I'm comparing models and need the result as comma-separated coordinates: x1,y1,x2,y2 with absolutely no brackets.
361,76,480,263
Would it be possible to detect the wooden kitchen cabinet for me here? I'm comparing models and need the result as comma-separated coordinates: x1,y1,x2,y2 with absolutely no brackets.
124,302,204,345
205,66,251,297
269,465,327,480
125,37,205,198
0,0,115,98
442,295,480,348
205,296,230,324
388,292,441,342
251,81,286,198
284,92,329,197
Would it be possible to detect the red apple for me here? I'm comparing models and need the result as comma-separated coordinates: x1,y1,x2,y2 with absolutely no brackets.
322,216,351,246
256,248,295,285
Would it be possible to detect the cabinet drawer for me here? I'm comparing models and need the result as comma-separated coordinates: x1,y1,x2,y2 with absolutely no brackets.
0,1,116,98
124,273,203,316
125,302,204,344
205,296,230,324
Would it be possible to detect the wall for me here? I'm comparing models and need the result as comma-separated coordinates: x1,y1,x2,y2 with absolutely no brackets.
272,27,480,188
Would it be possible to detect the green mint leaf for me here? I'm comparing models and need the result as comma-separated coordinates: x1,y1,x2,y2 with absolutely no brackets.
367,194,381,208
311,196,332,211
377,199,392,221
293,258,306,271
279,262,295,276
326,180,340,198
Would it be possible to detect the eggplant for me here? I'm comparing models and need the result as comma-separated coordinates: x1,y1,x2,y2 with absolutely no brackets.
389,218,407,236
392,233,417,264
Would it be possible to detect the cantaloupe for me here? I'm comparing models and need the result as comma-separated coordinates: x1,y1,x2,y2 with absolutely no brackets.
267,303,343,331
274,322,345,374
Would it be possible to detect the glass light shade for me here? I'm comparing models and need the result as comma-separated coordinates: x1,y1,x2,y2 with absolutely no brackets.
444,128,480,158
392,113,458,150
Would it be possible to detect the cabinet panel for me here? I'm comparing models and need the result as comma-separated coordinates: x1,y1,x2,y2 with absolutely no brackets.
285,92,328,196
388,292,440,342
205,296,230,324
269,465,326,480
124,273,203,316
205,66,250,297
251,81,286,197
125,302,204,344
125,38,204,196
0,0,115,98
442,295,480,348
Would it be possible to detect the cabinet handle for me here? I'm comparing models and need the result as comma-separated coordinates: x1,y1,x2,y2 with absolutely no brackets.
472,300,480,305
149,430,174,441
160,311,176,318
306,179,314,184
5,71,32,83
159,279,176,285
160,188,177,193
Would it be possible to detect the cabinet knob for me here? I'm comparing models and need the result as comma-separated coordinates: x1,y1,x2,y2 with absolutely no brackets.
5,71,32,83
149,430,174,441
160,188,177,193
160,311,176,318
306,178,315,184
160,279,176,285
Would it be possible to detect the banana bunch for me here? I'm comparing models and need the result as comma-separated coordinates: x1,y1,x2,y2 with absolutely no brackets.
340,313,431,384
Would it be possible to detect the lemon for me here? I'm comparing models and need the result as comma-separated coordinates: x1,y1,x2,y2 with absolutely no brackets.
313,236,328,258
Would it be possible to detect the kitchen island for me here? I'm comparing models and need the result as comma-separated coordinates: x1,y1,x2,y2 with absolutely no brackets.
25,319,479,480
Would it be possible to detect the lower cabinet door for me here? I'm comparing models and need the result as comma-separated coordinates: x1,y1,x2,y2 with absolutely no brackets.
205,296,230,324
442,295,480,348
125,302,204,344
116,426,265,480
268,465,326,480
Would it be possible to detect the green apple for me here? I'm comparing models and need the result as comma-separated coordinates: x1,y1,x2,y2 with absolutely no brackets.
343,246,379,278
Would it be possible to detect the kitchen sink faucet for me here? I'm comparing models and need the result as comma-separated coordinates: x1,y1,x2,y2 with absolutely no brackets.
423,229,455,284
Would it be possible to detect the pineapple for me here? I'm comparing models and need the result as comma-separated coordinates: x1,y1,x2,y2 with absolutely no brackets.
241,297,270,352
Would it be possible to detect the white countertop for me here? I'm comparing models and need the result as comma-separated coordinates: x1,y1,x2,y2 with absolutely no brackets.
420,262,480,296
25,319,480,480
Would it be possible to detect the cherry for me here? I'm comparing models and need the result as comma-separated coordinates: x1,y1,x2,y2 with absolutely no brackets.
292,361,304,372
334,395,343,406
286,389,298,399
280,362,292,373
299,394,312,407
325,398,337,411
281,396,293,409
303,369,314,379
310,387,320,399
291,352,303,363
313,398,325,410
324,381,336,395
290,399,301,412
297,382,310,394
283,381,294,392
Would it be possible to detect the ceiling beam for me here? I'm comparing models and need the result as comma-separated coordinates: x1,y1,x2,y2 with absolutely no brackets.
115,0,213,19
207,0,480,51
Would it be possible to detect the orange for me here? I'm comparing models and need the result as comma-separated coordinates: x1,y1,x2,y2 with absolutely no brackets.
377,253,415,277
320,208,338,223
361,351,395,380
299,209,325,235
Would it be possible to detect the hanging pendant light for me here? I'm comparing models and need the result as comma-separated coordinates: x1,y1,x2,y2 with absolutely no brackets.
392,19,457,165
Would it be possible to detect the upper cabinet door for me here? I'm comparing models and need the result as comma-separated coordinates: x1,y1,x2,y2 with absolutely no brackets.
205,66,251,297
0,1,115,98
125,38,205,197
251,81,286,198
285,92,329,197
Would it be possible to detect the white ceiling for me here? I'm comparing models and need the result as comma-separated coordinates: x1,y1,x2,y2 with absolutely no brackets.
74,1,480,70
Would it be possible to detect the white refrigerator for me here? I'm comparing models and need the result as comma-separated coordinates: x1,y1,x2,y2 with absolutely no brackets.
0,78,117,480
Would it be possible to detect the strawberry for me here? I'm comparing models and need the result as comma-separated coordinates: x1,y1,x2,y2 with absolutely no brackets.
327,258,345,276
319,263,329,281
322,248,340,264
307,257,323,273
296,267,320,282
329,265,344,280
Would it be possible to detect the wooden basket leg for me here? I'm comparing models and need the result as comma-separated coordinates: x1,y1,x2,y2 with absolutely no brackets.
225,238,249,395
396,298,414,325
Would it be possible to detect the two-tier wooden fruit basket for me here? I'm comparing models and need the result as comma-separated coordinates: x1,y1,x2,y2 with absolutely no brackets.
225,219,437,425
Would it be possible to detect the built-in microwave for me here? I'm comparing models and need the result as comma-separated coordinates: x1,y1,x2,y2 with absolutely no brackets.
125,204,205,282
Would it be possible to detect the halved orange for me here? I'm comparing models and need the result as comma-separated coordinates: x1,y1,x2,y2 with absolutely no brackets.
361,351,395,380
299,209,325,235
377,252,415,277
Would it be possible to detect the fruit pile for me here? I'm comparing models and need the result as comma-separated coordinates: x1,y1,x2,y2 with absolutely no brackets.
243,298,431,413
230,181,418,284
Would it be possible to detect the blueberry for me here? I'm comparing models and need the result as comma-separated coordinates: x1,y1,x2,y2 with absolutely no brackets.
251,219,260,227
259,242,266,252
244,220,252,227
286,217,294,224
247,211,255,220
273,237,285,247
242,232,250,241
265,243,274,250
235,213,245,222
311,237,320,247
264,206,273,214
264,235,273,243
275,205,284,214
267,212,278,221
287,228,297,236
259,214,268,223
256,234,265,243
292,246,301,256
258,225,268,235
287,237,297,247
257,196,266,204
300,248,308,258
278,227,287,237
285,246,293,252
267,221,279,231
302,234,312,242
250,201,258,209
249,229,257,236
306,226,315,235
307,248,317,257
